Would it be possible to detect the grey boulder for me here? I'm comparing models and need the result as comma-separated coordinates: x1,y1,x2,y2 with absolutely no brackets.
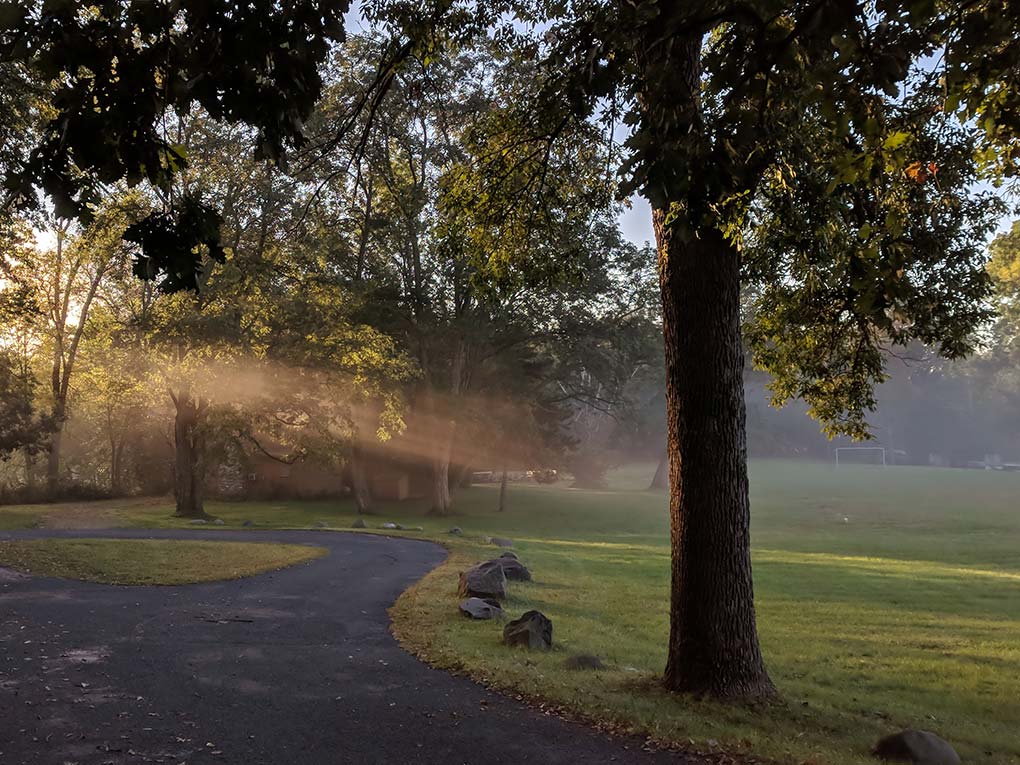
381,522,398,529
351,518,366,528
493,557,532,582
503,610,552,650
188,519,208,525
241,520,255,527
314,520,329,528
213,518,225,525
459,598,504,620
873,730,960,765
448,527,463,535
490,536,514,548
458,560,508,600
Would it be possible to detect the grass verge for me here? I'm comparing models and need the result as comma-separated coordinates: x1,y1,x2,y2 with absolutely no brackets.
0,538,327,585
5,460,1019,763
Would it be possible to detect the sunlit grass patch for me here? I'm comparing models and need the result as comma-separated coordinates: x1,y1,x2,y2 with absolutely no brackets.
0,538,326,585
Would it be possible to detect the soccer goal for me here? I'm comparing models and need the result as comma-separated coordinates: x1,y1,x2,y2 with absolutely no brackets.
834,446,887,467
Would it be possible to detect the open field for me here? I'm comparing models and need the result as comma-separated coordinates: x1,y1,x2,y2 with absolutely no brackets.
0,538,327,584
2,460,1019,763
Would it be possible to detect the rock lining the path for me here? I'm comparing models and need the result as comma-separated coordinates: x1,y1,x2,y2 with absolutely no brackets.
503,610,553,650
458,560,508,600
351,518,366,528
872,729,960,765
493,556,531,581
459,597,504,620
490,536,514,548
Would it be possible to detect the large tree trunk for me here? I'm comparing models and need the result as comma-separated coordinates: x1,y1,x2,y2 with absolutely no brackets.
649,448,668,490
656,213,775,699
349,440,373,514
173,392,207,518
427,426,454,515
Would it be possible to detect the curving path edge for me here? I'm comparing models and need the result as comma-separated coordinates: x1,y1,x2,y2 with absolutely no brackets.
1,529,693,764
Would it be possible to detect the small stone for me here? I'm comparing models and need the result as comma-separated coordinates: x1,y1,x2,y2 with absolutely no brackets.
241,520,254,527
564,653,605,670
213,519,225,525
351,518,366,529
490,537,514,548
188,519,208,525
381,522,398,529
448,527,463,535
503,610,552,650
409,525,423,531
458,560,508,600
314,521,329,529
873,730,960,765
459,598,504,620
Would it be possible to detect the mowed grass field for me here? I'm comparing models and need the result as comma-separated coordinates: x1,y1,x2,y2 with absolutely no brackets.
2,460,1018,763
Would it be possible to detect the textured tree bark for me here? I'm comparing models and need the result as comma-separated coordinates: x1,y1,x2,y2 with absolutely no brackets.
173,392,207,518
349,440,373,514
655,212,775,699
649,448,668,490
427,424,454,515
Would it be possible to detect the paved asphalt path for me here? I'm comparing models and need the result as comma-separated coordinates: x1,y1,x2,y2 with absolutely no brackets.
1,529,694,764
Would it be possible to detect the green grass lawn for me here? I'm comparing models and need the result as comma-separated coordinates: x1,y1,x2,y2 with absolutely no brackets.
0,538,327,584
3,460,1018,763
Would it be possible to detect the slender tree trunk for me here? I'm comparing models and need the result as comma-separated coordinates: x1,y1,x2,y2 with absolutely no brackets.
498,465,508,512
24,450,36,490
650,448,669,490
173,392,207,518
655,212,775,699
350,440,373,514
426,338,465,516
46,420,63,496
110,439,124,495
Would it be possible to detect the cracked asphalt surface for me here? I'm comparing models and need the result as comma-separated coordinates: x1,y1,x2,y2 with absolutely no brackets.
1,529,693,764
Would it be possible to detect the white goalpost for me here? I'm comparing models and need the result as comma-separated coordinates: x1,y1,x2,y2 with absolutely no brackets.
834,446,887,467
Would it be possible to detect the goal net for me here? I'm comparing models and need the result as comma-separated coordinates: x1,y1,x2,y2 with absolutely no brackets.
834,446,887,467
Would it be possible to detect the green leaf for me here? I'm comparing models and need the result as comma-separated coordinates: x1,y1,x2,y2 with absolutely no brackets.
883,131,912,151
